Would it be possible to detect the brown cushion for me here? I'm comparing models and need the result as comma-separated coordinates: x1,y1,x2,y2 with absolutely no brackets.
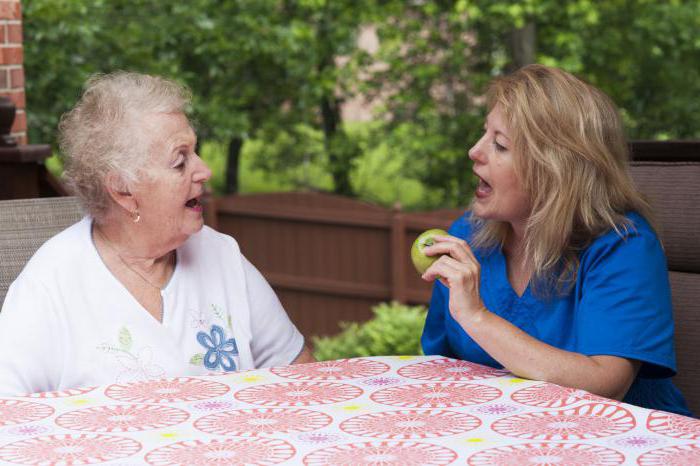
630,161,700,273
631,158,700,417
669,271,700,417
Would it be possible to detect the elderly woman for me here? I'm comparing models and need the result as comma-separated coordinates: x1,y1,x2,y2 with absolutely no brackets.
0,72,313,395
421,64,691,416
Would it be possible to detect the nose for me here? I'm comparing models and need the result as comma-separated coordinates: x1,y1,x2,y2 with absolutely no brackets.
468,134,488,164
193,154,212,183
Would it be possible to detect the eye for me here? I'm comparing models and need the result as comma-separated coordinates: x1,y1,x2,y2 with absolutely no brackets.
173,152,187,170
493,140,508,152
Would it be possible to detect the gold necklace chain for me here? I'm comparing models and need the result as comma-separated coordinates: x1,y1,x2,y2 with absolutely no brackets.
94,226,173,292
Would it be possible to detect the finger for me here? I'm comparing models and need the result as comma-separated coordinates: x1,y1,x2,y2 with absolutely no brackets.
424,239,477,264
435,235,479,263
420,260,458,285
422,255,477,284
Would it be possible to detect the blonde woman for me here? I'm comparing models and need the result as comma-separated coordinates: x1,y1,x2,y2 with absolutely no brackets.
421,64,691,416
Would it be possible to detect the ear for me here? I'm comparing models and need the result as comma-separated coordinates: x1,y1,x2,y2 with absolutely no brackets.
104,172,138,215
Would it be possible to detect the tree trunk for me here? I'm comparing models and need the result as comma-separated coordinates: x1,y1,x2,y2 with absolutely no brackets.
225,136,243,194
317,8,354,197
507,21,536,72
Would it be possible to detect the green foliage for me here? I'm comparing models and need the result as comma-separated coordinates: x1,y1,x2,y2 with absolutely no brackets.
535,0,700,139
312,302,427,361
24,0,700,210
24,0,374,196
358,0,700,206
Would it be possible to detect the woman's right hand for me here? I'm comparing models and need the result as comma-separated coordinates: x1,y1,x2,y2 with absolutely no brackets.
421,235,489,326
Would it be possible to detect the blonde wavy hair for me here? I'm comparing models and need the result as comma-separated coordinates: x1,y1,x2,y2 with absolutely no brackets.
470,64,654,295
58,71,192,221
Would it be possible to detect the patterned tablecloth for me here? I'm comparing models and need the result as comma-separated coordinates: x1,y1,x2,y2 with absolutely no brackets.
0,355,698,465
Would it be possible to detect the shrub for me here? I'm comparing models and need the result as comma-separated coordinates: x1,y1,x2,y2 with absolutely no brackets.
312,301,427,361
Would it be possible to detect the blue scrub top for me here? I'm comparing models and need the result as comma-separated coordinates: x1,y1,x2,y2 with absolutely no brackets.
421,211,692,417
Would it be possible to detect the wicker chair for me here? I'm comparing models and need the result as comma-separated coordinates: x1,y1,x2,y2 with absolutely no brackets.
629,141,700,417
0,196,84,306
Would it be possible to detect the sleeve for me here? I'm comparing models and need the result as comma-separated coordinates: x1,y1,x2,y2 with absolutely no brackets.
242,256,305,368
576,223,676,378
421,282,455,357
0,279,64,396
420,214,471,357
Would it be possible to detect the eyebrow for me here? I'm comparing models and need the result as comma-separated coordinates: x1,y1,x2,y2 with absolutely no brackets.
169,133,197,153
485,121,511,142
494,130,511,142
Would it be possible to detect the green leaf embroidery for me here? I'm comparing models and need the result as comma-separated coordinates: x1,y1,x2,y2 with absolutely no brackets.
190,353,204,365
211,304,224,321
119,327,132,351
97,343,119,354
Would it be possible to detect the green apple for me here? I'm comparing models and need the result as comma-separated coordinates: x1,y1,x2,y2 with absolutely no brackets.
411,228,449,275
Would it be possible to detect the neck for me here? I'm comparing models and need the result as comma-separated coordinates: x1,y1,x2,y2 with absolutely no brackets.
504,222,529,268
94,216,173,264
92,221,174,280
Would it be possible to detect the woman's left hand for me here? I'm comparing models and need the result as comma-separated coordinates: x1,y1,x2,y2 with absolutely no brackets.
421,235,488,325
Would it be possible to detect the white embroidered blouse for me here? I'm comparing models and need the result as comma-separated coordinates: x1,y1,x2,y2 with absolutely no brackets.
0,217,304,396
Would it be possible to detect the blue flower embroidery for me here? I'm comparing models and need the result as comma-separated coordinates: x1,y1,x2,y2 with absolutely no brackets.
196,325,239,371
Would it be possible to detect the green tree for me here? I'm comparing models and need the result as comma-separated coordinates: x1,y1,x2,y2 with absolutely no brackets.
358,0,700,207
24,1,700,207
24,0,373,197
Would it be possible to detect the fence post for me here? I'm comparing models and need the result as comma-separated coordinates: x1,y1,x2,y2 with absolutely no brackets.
390,207,407,303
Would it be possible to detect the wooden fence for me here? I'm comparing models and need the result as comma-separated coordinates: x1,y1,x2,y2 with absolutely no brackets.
212,192,464,340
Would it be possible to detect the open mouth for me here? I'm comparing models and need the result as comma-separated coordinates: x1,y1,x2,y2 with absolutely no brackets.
185,197,202,209
475,176,493,198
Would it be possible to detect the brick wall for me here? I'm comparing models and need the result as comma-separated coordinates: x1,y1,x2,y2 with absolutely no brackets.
0,0,24,144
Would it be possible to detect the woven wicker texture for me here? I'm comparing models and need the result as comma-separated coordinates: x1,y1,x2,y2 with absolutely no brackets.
0,196,84,307
630,160,700,417
630,162,700,272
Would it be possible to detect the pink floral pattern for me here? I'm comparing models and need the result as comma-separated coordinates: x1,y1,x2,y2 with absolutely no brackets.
302,441,457,465
56,404,189,432
340,409,481,439
467,442,625,465
0,356,693,464
637,444,700,466
297,432,348,444
362,377,402,386
191,400,236,412
511,383,606,408
646,410,700,440
398,357,507,381
271,358,390,380
4,424,53,437
144,438,295,465
0,433,141,464
492,403,635,440
609,435,664,448
194,408,332,436
235,381,363,406
371,382,501,408
105,377,229,403
0,400,53,427
470,403,523,416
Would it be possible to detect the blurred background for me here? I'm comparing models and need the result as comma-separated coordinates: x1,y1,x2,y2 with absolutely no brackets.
10,0,700,357
25,0,700,209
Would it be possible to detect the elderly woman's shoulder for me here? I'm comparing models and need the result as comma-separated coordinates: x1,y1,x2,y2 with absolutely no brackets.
185,224,242,254
17,217,92,281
